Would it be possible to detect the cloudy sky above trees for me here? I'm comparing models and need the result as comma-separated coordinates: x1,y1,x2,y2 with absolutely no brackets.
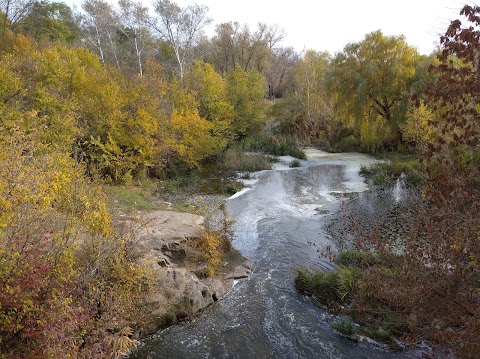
169,0,467,55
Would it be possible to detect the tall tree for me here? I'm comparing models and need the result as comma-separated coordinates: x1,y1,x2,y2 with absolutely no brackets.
265,46,298,98
328,30,419,143
208,21,285,75
21,0,79,43
281,50,335,144
117,0,149,76
81,0,121,68
226,67,266,138
148,0,210,81
1,0,34,33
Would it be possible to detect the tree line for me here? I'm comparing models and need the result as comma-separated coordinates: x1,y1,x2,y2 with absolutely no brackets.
1,0,441,165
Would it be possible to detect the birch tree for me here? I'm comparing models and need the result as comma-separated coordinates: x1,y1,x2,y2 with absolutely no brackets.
118,0,149,76
149,0,210,81
82,0,121,68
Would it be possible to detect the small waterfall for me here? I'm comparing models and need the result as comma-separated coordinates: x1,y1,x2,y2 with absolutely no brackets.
393,173,406,203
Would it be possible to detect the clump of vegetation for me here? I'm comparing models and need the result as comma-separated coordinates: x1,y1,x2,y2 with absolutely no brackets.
223,147,272,172
295,251,402,346
0,130,154,358
289,159,302,168
359,154,423,186
105,183,166,213
331,317,356,337
295,266,357,307
240,131,307,159
331,134,361,153
190,211,235,277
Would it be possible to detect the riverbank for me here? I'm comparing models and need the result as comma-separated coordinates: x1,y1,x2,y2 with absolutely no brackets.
106,185,253,342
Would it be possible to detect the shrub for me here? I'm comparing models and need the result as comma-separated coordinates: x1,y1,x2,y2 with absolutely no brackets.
289,159,301,168
223,147,271,172
336,249,373,268
240,132,307,159
332,134,361,152
295,269,342,304
332,317,356,336
0,129,153,358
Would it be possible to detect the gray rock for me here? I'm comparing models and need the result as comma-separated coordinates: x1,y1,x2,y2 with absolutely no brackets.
184,281,214,313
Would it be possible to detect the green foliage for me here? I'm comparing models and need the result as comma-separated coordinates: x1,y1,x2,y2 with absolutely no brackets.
223,147,272,172
331,134,361,152
280,51,337,145
20,1,79,43
239,131,306,159
289,159,301,168
185,61,235,140
295,268,349,305
360,326,393,344
336,249,368,268
331,317,356,336
359,154,422,185
226,67,267,138
359,116,392,153
401,101,436,151
336,266,357,301
104,183,166,213
327,30,420,150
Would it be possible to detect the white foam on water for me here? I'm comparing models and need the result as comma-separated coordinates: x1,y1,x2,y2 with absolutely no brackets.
228,187,251,199
303,147,382,193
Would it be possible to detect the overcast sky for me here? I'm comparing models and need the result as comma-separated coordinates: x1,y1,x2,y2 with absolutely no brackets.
169,0,470,55
66,0,472,55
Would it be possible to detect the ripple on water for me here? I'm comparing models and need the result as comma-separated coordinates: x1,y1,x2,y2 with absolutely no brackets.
130,149,423,359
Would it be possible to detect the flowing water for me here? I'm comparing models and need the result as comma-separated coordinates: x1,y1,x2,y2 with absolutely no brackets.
130,149,419,359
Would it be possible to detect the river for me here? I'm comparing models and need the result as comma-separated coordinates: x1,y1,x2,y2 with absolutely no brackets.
130,149,420,359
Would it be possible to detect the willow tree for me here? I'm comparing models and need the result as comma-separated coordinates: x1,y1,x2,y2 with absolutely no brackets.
328,30,419,148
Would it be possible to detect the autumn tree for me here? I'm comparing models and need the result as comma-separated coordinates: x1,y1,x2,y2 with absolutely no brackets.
185,60,234,140
1,0,34,33
280,50,336,144
337,7,480,357
226,67,266,139
148,0,210,81
81,0,121,67
265,46,298,98
0,127,153,358
328,30,420,149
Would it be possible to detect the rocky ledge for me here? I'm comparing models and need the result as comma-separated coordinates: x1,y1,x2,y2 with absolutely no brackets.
124,210,252,332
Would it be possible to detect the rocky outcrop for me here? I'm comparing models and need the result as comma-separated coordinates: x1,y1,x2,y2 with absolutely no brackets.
124,210,251,332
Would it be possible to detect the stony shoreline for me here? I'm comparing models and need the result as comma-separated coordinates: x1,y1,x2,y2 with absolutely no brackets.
118,194,252,336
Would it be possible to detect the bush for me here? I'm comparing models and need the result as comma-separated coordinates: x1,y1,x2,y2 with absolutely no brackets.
295,268,348,304
223,147,271,172
336,249,374,268
331,134,361,152
0,130,153,358
332,317,356,336
289,159,301,168
240,132,307,159
359,154,423,186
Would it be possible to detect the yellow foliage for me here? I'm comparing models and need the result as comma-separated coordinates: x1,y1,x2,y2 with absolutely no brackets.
105,326,139,359
402,101,436,150
196,230,223,277
166,108,226,168
360,115,391,153
0,129,153,357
